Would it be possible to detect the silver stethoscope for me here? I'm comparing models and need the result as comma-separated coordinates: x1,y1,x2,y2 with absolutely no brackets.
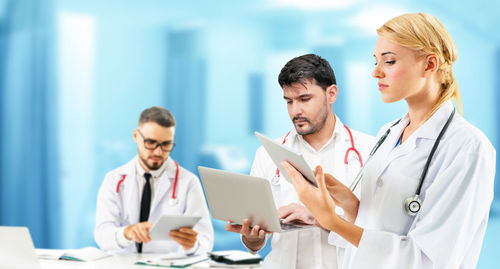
115,160,180,206
272,124,364,186
349,109,456,216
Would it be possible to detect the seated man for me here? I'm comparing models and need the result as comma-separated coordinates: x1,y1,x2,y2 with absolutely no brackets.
95,106,213,254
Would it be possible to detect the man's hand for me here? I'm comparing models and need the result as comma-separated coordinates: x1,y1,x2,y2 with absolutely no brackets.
169,228,198,250
124,222,153,243
278,203,319,226
225,219,269,252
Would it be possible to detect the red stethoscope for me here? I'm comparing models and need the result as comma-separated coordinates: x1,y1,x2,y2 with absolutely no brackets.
272,124,363,185
115,161,180,205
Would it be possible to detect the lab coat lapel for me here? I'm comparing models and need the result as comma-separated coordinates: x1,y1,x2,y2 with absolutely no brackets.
328,117,352,185
150,158,173,214
373,102,454,182
373,117,412,181
384,132,417,167
332,130,349,184
121,159,140,223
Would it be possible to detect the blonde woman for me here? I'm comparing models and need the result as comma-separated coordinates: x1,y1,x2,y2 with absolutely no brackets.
282,13,496,268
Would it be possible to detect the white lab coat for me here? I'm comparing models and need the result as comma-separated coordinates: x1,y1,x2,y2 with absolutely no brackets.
94,156,214,254
341,101,496,268
250,116,374,269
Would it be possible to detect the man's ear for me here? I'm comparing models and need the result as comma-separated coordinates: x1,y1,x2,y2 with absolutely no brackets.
423,54,439,77
133,129,139,143
326,84,338,105
170,127,176,141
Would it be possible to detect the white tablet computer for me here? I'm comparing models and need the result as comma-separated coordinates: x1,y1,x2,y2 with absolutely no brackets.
255,131,317,187
198,166,313,233
149,215,201,240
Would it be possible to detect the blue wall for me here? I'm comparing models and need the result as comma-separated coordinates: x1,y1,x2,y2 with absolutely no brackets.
1,0,499,267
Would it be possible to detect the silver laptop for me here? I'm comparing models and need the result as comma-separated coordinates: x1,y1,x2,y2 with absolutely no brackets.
0,226,42,269
198,166,314,233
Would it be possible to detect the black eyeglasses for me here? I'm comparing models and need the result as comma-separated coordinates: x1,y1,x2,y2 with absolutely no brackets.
136,129,176,152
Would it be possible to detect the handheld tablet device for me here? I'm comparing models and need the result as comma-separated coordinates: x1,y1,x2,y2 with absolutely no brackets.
149,215,201,240
255,131,317,187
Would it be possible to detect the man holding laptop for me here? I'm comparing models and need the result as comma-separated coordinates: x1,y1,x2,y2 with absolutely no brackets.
226,54,374,268
94,106,213,254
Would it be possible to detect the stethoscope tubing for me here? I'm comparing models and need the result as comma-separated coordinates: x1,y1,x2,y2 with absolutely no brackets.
349,109,456,196
116,160,180,205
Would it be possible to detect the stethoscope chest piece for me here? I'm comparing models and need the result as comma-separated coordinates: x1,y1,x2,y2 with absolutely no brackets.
271,174,280,186
168,198,178,206
404,195,421,216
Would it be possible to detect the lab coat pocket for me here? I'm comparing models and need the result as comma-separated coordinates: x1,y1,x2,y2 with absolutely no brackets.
377,170,420,235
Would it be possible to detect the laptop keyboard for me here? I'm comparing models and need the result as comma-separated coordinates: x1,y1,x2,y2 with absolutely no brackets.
279,220,308,231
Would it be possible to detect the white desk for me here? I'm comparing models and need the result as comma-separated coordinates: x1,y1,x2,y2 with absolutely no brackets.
37,250,260,269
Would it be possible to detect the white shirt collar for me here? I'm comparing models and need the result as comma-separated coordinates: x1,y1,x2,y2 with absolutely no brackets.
135,156,169,180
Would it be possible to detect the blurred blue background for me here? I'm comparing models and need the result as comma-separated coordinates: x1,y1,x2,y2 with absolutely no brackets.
0,0,499,267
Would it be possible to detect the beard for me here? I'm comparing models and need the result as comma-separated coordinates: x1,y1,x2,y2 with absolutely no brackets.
293,102,329,136
139,153,165,171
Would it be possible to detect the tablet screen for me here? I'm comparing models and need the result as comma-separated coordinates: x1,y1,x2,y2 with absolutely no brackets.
149,215,201,241
255,132,317,187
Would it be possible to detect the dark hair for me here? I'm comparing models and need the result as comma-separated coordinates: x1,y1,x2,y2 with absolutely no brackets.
138,106,176,127
278,54,336,90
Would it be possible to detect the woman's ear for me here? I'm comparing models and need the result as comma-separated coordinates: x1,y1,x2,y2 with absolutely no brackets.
423,54,439,76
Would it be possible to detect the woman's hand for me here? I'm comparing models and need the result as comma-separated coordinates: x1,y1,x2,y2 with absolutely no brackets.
282,162,364,247
323,173,360,223
281,162,338,231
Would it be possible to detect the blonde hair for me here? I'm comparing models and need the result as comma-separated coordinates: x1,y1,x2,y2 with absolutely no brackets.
376,13,463,118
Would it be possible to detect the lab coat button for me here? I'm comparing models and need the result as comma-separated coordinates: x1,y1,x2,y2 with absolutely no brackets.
377,179,383,187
